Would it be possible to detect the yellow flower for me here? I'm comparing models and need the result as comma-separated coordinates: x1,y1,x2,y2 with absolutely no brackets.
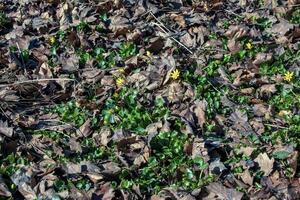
170,69,180,80
146,51,152,57
116,77,125,87
113,92,119,98
283,71,294,82
117,68,125,74
108,108,114,113
278,110,291,117
48,36,56,45
245,42,253,50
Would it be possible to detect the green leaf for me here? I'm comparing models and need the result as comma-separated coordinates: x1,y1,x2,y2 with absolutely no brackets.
186,168,194,180
273,151,290,160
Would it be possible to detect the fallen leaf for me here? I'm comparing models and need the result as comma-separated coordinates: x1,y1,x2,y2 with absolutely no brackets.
193,100,207,129
78,119,92,137
269,19,294,36
254,153,274,176
237,146,254,157
253,53,272,65
204,182,244,200
0,175,11,197
229,109,255,136
241,169,253,186
109,15,132,36
259,84,277,97
38,62,53,78
0,120,13,137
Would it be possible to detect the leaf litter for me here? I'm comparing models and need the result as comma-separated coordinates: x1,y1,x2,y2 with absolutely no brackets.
0,0,300,199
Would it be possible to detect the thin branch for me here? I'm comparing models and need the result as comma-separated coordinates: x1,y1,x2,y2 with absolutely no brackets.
149,11,194,54
0,78,75,88
224,9,243,18
265,123,287,129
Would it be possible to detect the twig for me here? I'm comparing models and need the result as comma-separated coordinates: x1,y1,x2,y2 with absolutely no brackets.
149,11,173,34
265,123,287,129
152,22,194,54
149,12,193,54
287,4,300,7
0,78,75,88
224,9,243,18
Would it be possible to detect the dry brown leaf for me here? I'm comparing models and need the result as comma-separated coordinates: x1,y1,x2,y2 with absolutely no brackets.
253,53,272,65
109,15,132,36
0,176,11,197
259,84,277,97
241,169,253,186
269,19,294,36
78,119,92,137
170,14,186,28
193,100,207,129
229,109,255,136
0,120,13,137
38,62,53,78
237,146,254,157
180,32,196,48
204,182,244,200
254,153,274,176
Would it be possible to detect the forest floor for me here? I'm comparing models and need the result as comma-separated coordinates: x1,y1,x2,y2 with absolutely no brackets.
0,0,300,199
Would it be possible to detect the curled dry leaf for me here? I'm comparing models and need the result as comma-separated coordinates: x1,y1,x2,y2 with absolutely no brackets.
38,62,53,78
0,175,11,197
193,99,207,129
0,120,13,137
78,119,92,137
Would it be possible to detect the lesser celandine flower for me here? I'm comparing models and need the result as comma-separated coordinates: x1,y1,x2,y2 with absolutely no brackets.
116,77,125,87
278,110,291,117
117,68,125,74
146,51,152,57
283,71,294,82
245,42,253,50
48,36,56,45
170,69,180,80
113,92,119,98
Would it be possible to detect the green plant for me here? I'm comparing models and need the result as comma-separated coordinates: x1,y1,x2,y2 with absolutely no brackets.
50,101,89,127
254,17,272,30
94,47,116,69
119,129,213,195
290,9,300,24
119,42,137,58
0,153,29,176
102,88,169,133
0,12,10,28
76,21,89,32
